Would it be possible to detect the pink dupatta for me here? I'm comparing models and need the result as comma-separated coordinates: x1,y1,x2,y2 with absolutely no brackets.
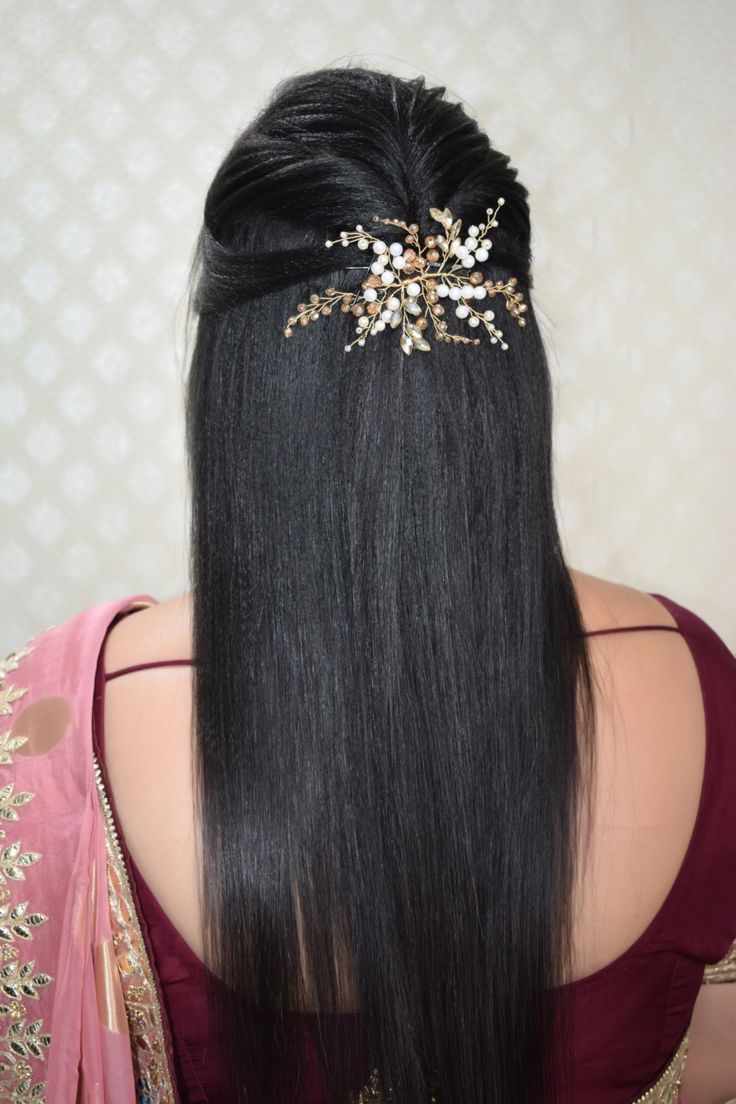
0,593,178,1104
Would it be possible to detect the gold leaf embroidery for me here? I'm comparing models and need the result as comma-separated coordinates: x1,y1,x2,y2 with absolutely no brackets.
0,786,35,823
0,646,35,682
0,639,53,1104
0,686,27,720
0,731,30,767
0,959,52,1003
0,843,42,886
0,901,48,943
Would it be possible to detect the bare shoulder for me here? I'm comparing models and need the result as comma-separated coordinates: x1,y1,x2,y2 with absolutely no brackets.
568,568,678,634
103,576,680,670
102,590,193,673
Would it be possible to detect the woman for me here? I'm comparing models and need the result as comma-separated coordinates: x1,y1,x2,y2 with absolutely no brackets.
1,65,735,1104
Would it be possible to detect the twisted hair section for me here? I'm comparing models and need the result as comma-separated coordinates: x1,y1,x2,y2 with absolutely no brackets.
194,70,533,315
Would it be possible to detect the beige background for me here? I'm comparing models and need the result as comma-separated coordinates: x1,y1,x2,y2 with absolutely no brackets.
1,0,735,652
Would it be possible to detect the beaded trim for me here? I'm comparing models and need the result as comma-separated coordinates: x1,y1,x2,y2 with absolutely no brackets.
629,1024,690,1103
93,755,178,1103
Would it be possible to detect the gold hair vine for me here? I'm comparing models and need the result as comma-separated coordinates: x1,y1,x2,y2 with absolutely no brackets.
283,198,527,355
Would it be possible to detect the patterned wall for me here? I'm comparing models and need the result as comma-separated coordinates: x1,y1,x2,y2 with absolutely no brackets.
1,0,735,650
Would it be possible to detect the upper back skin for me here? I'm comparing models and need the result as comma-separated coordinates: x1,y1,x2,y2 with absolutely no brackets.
99,569,733,1103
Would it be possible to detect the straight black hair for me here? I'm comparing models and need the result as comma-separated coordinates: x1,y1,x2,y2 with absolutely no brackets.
184,64,597,1104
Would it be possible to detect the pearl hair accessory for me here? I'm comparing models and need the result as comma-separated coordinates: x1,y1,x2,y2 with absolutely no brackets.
283,198,527,355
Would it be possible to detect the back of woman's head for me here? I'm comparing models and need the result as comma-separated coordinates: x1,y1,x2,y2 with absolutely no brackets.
185,64,595,1104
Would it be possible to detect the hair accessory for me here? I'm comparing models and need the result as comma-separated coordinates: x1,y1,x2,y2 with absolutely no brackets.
283,198,527,355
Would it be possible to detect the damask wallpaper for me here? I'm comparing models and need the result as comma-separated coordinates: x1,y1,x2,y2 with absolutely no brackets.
1,0,734,649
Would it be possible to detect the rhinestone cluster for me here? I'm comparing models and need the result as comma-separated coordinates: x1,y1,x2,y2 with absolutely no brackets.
283,198,527,356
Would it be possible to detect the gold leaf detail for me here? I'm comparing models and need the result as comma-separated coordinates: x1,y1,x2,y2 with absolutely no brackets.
0,844,42,886
0,638,52,1103
0,645,35,682
0,788,35,823
0,730,30,767
0,686,27,718
0,960,51,1003
0,900,49,943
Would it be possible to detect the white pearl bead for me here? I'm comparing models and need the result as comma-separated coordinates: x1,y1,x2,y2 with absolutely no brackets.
468,316,480,327
381,270,395,284
392,255,407,269
480,239,491,249
374,319,386,331
461,256,475,268
344,344,352,352
358,316,370,328
474,248,489,262
381,309,393,322
386,297,401,311
370,260,385,275
436,284,449,297
456,245,469,258
469,226,479,237
455,304,470,319
325,240,333,247
389,242,403,256
484,310,495,320
496,198,505,205
363,287,378,302
356,224,364,231
357,238,369,250
501,342,508,349
373,240,387,254
464,238,476,250
461,286,475,298
491,336,498,343
448,287,462,300
406,282,421,297
341,239,349,247
491,220,498,228
358,338,366,346
473,286,487,299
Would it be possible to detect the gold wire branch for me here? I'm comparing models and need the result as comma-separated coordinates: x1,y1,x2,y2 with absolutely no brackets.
283,198,527,356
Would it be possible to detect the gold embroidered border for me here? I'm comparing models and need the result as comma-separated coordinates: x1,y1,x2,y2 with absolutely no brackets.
629,1022,690,1104
93,753,178,1103
0,639,53,1104
702,936,736,984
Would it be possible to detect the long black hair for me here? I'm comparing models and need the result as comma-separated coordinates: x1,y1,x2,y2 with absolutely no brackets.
184,65,597,1104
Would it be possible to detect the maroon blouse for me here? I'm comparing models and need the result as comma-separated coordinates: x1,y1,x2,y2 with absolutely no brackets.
91,592,736,1102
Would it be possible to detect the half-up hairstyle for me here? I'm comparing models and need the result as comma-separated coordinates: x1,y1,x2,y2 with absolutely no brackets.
184,64,597,1104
